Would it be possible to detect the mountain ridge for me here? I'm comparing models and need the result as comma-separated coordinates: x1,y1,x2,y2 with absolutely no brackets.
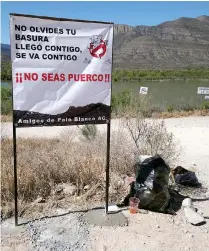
1,15,209,69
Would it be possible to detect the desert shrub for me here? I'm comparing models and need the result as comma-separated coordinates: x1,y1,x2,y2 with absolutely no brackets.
77,124,98,142
122,98,180,164
124,118,180,164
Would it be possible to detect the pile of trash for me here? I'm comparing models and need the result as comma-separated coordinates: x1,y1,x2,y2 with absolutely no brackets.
117,154,205,219
172,165,201,187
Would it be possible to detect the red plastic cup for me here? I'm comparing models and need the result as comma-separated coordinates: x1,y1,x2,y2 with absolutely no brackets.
129,197,140,214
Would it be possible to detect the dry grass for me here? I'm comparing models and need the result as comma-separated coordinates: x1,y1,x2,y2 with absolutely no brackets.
1,129,135,219
1,114,12,122
1,119,179,219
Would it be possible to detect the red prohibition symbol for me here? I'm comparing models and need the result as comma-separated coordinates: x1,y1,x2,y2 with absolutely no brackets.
88,37,107,59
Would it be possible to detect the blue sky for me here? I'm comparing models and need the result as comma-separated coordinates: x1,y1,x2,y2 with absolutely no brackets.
1,1,209,44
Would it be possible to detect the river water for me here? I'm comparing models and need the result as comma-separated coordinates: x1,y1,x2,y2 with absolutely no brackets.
113,79,209,109
2,79,209,109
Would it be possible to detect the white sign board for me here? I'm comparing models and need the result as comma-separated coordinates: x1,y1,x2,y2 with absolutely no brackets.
205,96,209,100
197,87,209,95
10,14,113,127
139,86,148,95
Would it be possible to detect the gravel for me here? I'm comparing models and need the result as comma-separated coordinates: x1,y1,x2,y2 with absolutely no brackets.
28,214,89,251
1,214,89,251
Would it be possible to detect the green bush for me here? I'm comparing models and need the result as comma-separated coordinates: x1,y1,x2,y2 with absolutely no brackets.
178,103,199,112
201,101,209,110
1,87,12,115
112,89,133,112
111,89,156,118
1,62,12,81
167,105,174,113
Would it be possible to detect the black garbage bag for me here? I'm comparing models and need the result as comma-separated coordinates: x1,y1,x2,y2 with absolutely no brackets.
173,166,201,187
118,155,171,213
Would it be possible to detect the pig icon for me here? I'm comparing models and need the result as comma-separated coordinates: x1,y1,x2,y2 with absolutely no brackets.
88,35,107,59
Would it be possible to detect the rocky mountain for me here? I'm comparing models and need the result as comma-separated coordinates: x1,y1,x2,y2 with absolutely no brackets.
1,15,209,69
113,15,209,69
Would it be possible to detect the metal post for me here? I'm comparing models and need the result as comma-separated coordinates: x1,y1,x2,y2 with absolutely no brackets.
105,24,114,214
105,121,111,214
10,14,18,226
12,114,18,226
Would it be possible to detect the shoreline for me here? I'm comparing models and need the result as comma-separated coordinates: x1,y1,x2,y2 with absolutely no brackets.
113,77,209,82
1,109,209,123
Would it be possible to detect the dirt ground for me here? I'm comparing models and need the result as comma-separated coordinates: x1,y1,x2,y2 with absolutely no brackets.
1,116,209,251
1,203,209,251
88,201,209,251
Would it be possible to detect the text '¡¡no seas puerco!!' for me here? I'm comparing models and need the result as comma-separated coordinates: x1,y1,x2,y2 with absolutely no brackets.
15,73,111,83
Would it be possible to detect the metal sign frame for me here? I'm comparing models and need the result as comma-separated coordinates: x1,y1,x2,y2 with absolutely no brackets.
10,13,114,226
